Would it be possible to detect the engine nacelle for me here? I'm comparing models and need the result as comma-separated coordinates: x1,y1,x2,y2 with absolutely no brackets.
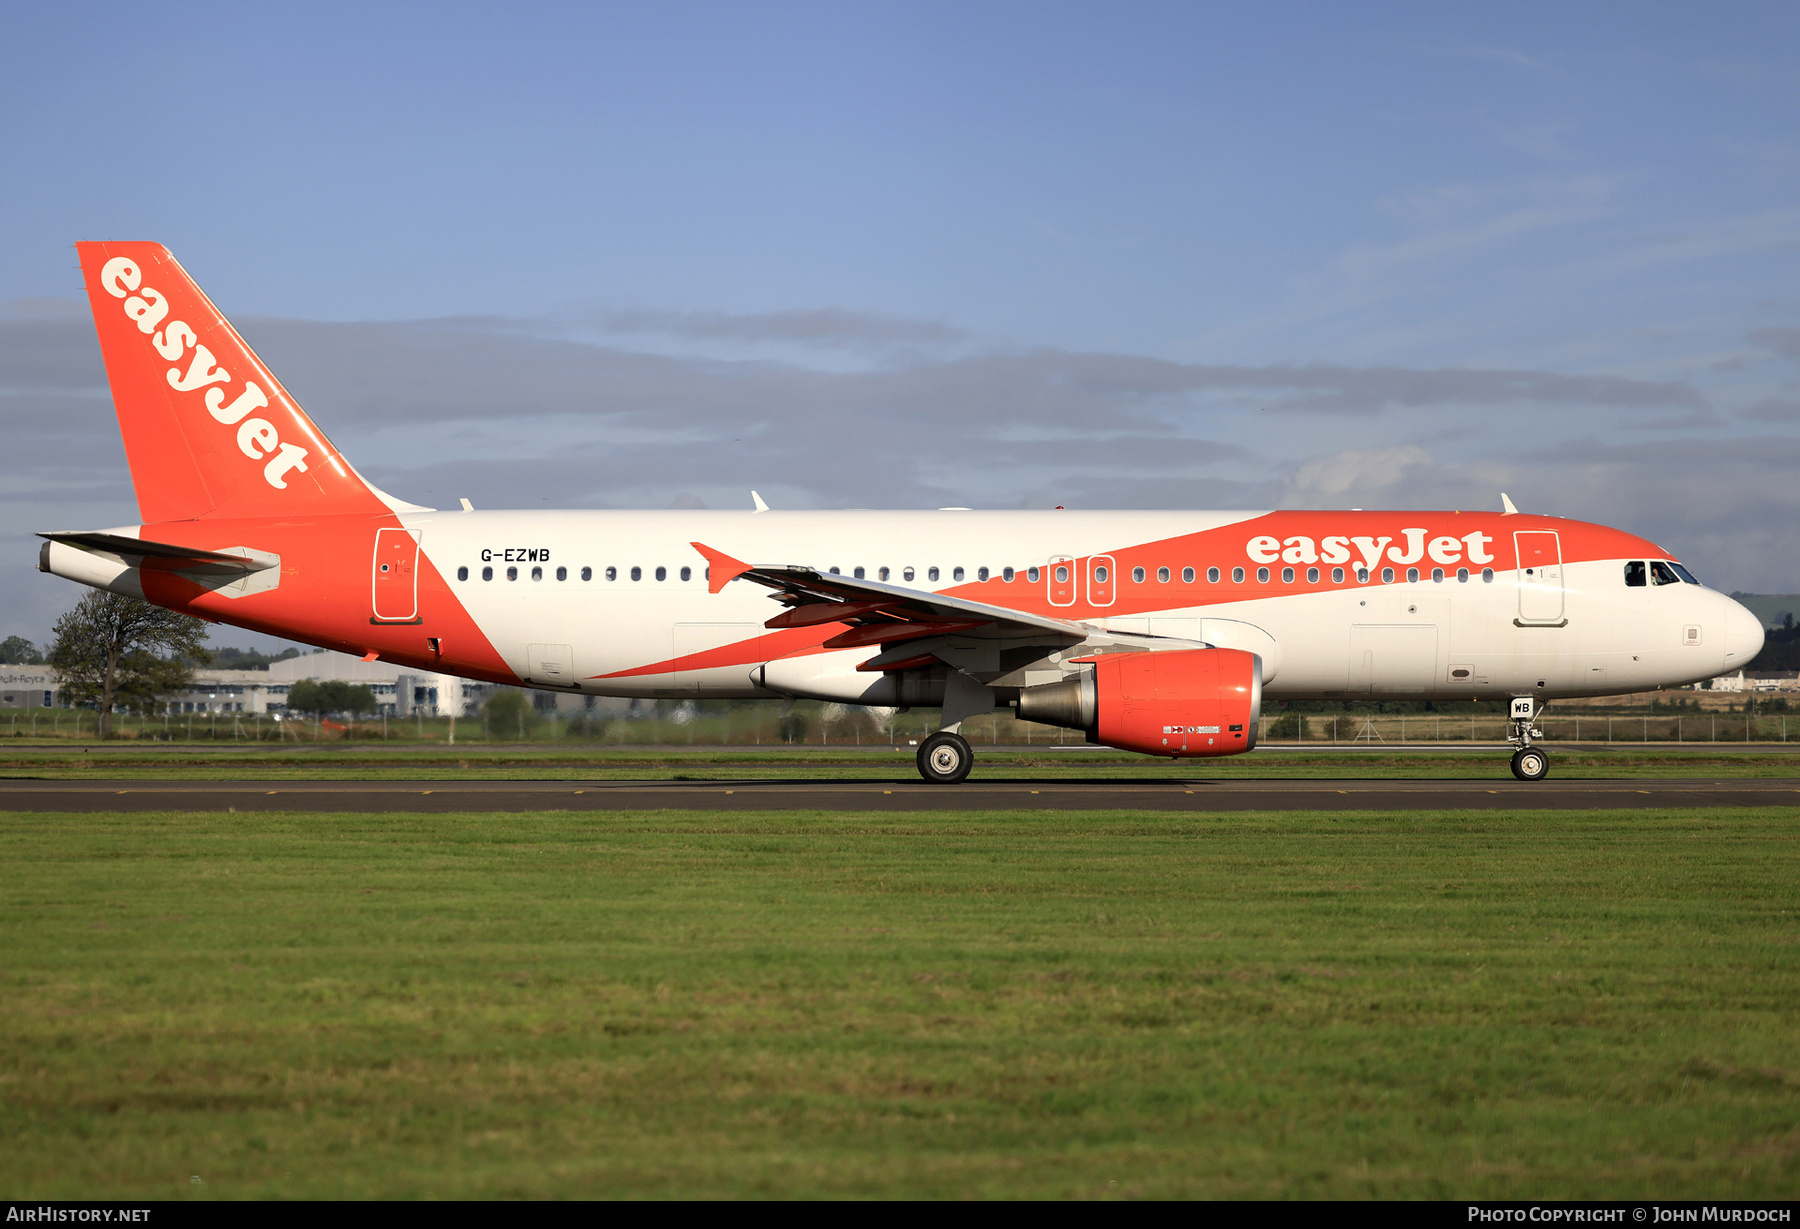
1016,647,1262,757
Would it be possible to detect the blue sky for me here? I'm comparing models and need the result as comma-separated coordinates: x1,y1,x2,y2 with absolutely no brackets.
4,2,1800,645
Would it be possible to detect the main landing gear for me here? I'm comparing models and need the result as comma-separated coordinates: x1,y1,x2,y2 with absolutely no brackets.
1507,696,1549,781
917,731,973,784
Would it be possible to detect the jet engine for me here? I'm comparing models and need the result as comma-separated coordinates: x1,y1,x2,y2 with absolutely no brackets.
1015,647,1263,757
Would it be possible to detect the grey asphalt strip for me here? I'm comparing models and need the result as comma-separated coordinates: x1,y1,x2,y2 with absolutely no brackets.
3,777,1798,811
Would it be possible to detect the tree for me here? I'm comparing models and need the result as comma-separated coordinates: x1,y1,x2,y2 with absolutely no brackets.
211,645,303,671
284,679,377,717
1,635,44,665
482,688,541,740
48,592,211,738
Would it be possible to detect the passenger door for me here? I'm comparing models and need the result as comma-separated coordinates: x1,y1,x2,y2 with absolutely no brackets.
1514,531,1565,624
371,528,420,622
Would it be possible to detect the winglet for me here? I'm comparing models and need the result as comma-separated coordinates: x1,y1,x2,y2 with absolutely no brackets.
691,542,753,594
1500,492,1519,515
751,490,770,513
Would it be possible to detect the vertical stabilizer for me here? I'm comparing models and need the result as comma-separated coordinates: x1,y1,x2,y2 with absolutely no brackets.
76,242,390,523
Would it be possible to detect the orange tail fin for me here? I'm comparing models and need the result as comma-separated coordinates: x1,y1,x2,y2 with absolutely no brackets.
76,242,394,523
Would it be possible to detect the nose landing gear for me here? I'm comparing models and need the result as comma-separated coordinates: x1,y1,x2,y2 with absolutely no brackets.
1507,696,1549,781
1510,746,1550,781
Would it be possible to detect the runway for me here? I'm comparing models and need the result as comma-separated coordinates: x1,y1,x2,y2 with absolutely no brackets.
4,776,1799,811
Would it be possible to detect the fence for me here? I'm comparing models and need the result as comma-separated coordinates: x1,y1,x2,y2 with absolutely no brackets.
1,704,1790,746
1255,712,1789,745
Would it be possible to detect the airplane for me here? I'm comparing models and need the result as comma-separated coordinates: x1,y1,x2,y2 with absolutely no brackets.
37,242,1766,783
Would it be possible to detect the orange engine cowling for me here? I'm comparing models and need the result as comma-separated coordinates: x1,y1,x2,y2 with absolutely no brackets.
1015,647,1262,758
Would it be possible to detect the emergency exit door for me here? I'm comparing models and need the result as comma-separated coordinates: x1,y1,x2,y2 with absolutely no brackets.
372,528,420,622
1088,555,1116,606
1048,555,1076,606
1513,530,1564,624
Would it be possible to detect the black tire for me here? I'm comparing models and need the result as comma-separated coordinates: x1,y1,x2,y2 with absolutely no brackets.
917,731,973,784
1510,747,1550,782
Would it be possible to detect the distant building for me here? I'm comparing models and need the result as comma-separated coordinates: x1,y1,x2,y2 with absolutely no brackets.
0,667,59,709
2,651,500,717
165,650,496,717
1703,670,1800,693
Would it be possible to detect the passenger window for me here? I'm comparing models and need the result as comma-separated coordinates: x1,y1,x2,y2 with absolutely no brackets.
1232,567,1244,583
1382,567,1394,583
1307,567,1319,583
1406,567,1418,583
482,566,493,581
1332,567,1344,583
952,567,964,581
1651,561,1680,586
854,566,865,579
1002,567,1014,582
1625,561,1646,587
1182,567,1194,583
556,566,567,581
1456,568,1468,582
531,566,543,581
457,565,468,581
1208,567,1220,583
605,566,616,581
828,566,840,575
1128,566,1141,582
680,566,691,581
1054,565,1069,583
977,567,989,581
630,566,641,581
879,567,890,581
507,566,518,581
581,566,592,581
1095,566,1109,583
1430,567,1443,582
1481,568,1494,582
1257,567,1270,583
1356,567,1370,583
1281,567,1294,583
928,566,940,582
655,566,667,581
903,567,915,582
1027,567,1040,583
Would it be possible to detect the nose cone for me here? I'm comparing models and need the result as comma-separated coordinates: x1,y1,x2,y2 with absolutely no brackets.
1722,598,1766,670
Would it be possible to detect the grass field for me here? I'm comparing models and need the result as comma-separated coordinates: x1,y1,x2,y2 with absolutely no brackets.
3,806,1796,1198
5,743,1800,780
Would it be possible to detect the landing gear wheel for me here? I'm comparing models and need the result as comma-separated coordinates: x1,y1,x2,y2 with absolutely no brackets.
1510,747,1550,782
917,731,973,784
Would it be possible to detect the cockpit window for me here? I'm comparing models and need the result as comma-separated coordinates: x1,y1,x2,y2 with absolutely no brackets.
1669,561,1701,586
1624,560,1646,587
1650,561,1681,586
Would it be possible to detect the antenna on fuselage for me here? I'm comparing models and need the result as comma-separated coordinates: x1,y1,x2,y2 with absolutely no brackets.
1500,493,1520,515
751,490,770,513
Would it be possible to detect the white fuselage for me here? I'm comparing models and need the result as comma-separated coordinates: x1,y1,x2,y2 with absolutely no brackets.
399,508,1760,704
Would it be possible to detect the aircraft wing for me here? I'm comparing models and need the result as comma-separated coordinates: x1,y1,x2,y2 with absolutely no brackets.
691,541,1089,675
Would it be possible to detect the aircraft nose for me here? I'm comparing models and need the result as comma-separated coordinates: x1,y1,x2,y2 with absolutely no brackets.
1722,597,1765,670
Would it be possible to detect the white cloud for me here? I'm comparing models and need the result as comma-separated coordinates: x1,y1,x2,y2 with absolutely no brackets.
1285,445,1434,499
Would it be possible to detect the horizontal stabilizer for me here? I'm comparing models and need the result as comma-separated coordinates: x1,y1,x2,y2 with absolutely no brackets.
37,531,275,571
